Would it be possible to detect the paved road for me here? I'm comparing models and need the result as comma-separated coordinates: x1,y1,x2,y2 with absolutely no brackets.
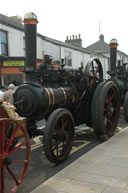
5,108,127,193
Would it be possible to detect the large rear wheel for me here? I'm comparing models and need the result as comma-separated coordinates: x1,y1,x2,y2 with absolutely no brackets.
91,81,120,141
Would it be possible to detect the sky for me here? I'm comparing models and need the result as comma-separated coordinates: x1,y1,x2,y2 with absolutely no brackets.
1,0,128,54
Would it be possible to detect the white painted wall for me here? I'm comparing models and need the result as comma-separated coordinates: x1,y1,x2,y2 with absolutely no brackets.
37,38,60,60
0,24,24,56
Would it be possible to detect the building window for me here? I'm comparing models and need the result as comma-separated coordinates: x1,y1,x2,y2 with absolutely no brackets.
64,50,72,66
0,30,8,56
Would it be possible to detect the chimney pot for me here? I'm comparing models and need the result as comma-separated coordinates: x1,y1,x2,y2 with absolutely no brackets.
99,34,104,42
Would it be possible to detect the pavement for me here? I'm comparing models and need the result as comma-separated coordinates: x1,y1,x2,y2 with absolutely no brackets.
30,126,128,193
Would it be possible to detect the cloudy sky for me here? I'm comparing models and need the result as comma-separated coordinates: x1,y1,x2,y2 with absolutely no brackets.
1,0,128,54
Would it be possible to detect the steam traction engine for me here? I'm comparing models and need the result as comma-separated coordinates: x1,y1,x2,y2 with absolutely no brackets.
107,39,128,122
0,13,120,193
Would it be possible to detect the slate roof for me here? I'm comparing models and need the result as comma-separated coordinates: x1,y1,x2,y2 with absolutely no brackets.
86,40,109,53
86,34,128,57
41,35,101,56
0,14,23,30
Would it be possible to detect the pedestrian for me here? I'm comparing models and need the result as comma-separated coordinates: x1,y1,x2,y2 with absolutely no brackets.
4,84,15,104
0,85,4,100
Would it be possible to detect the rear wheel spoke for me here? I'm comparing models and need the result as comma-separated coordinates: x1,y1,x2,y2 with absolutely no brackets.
5,126,18,152
7,166,20,185
8,140,26,156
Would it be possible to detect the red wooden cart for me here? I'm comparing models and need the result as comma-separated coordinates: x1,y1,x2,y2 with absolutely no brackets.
0,101,31,193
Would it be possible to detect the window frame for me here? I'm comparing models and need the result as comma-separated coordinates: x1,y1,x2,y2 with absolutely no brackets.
64,50,72,67
0,30,8,56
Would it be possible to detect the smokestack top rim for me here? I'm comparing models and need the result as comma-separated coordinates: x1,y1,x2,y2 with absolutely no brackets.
109,38,119,47
23,12,38,24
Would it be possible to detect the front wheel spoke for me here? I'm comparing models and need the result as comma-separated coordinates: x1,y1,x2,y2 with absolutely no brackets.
58,142,65,154
53,140,66,156
7,166,20,185
58,141,65,150
5,126,18,152
8,140,26,156
53,142,59,156
52,140,61,152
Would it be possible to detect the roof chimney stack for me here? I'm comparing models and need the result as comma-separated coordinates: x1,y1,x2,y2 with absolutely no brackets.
65,34,82,47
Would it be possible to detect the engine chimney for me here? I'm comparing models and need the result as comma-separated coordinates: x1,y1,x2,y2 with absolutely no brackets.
109,38,118,76
23,12,39,84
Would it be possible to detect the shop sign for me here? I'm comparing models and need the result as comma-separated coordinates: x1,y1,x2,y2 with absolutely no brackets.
3,61,24,66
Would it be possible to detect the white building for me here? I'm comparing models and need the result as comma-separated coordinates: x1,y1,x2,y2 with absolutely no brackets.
0,14,124,85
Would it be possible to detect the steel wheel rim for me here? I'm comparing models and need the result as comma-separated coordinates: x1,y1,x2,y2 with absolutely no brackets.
0,118,30,193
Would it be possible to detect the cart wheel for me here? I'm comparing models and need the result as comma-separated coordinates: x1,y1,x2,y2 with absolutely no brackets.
91,81,120,140
124,92,128,122
0,118,30,193
43,108,74,164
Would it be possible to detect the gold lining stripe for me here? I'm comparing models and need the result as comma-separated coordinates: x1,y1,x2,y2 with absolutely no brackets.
60,87,66,105
49,88,55,108
44,88,51,108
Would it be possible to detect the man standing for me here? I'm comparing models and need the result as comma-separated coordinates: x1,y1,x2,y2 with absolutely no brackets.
0,85,4,100
4,84,15,104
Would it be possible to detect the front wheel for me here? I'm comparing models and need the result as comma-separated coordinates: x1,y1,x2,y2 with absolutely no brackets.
43,108,74,164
